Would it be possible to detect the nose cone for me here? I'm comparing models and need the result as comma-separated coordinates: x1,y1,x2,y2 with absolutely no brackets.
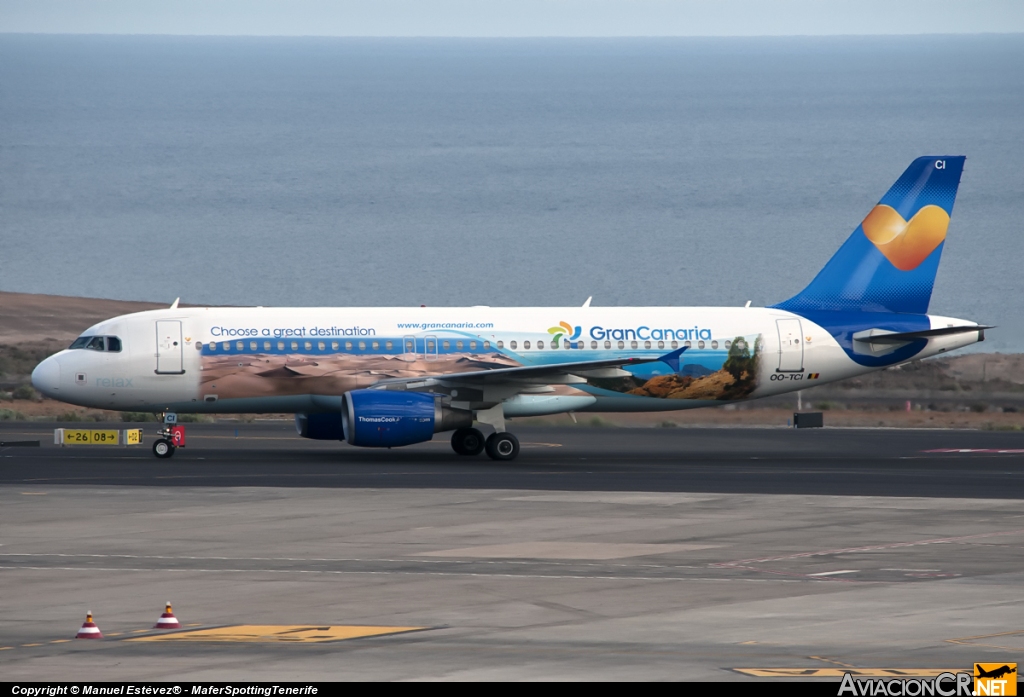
31,356,61,394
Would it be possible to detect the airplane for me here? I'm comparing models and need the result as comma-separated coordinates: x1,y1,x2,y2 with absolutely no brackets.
31,156,988,460
976,665,1017,680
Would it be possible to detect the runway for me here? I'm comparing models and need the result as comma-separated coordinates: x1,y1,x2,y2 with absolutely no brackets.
3,422,1024,497
2,423,1023,680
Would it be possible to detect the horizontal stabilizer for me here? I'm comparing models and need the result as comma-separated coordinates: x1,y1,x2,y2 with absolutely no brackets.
852,325,992,345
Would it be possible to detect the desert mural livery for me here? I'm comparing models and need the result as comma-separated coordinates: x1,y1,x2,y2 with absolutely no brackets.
33,157,988,459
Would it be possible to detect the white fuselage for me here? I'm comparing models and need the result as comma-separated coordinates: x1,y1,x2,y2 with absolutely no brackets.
31,305,982,417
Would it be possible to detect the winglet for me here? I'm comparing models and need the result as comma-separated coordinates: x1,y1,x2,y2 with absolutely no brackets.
169,298,180,310
657,346,688,373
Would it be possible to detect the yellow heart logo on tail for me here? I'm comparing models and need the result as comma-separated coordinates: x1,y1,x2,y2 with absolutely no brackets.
861,204,950,271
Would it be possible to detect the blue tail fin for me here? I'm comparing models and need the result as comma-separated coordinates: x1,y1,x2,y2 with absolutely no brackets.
772,156,965,314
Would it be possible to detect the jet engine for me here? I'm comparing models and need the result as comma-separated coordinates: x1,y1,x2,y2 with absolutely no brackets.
297,390,472,447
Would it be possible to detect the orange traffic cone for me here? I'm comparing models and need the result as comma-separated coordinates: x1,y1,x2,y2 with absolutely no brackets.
153,602,180,629
75,611,102,639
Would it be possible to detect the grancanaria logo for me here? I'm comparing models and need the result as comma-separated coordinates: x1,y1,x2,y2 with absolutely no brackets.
861,204,950,271
548,321,581,344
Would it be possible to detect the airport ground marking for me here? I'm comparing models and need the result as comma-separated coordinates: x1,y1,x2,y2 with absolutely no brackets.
732,668,968,678
127,624,431,644
809,655,857,669
712,528,1024,571
0,564,807,583
924,449,1024,454
945,629,1024,651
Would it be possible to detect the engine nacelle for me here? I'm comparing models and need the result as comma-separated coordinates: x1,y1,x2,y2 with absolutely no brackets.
341,389,472,448
295,412,345,440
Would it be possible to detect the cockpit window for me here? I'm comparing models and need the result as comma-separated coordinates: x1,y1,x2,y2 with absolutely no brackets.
68,336,122,352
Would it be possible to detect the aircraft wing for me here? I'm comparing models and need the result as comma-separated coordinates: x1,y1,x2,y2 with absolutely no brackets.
371,347,687,389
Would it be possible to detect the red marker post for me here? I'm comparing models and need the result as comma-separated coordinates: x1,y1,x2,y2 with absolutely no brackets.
170,425,186,447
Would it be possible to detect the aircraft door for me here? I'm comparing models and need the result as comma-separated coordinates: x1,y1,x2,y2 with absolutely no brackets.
155,320,185,374
775,318,804,373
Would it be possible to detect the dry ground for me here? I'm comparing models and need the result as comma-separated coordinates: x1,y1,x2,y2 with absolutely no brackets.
1,291,1021,429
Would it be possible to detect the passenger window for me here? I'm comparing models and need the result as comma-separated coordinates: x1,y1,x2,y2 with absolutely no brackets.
332,341,340,350
250,341,257,351
304,341,312,351
263,341,271,351
470,341,477,350
223,342,231,351
644,340,651,349
630,341,638,349
524,340,531,349
278,341,285,351
106,337,122,352
537,340,544,349
317,341,324,350
591,341,598,349
345,341,352,350
496,341,503,349
711,340,719,349
196,342,203,351
372,341,379,350
657,340,664,350
725,340,732,349
551,338,559,349
510,341,517,350
671,341,678,349
291,341,298,351
442,340,450,350
698,340,705,349
236,341,244,351
456,341,464,350
604,341,611,349
483,341,490,349
385,341,393,350
617,341,624,349
359,341,366,350
684,340,692,348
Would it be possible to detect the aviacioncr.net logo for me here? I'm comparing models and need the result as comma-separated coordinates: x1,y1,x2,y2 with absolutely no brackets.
548,321,581,344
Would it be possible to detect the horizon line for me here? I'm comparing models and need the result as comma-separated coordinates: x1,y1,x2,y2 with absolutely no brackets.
3,31,1024,39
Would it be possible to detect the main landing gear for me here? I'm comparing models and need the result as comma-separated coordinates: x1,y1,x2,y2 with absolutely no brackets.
451,428,520,461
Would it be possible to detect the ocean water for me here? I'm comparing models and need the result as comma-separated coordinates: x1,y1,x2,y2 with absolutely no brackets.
1,35,1022,351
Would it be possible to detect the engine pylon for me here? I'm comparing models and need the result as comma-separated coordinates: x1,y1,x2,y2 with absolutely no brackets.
154,601,181,629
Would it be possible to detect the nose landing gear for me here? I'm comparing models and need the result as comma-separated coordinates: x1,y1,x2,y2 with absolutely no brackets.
153,438,175,459
152,412,183,458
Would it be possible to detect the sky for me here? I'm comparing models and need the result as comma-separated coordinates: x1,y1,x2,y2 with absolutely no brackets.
2,0,1023,37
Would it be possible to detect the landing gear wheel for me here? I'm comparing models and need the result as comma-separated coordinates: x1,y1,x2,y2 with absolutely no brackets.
153,438,176,459
451,428,486,456
485,432,520,461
